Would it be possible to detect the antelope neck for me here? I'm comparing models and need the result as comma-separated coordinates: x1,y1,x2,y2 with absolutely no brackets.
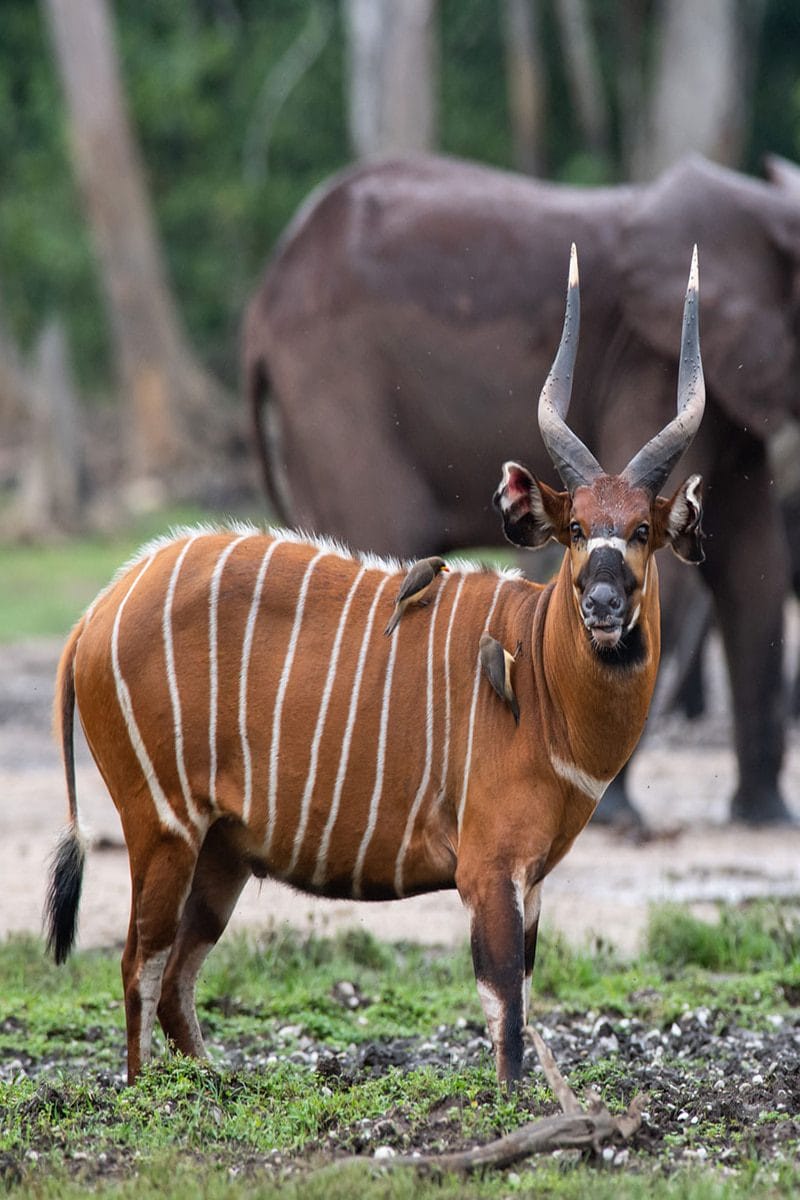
541,553,661,781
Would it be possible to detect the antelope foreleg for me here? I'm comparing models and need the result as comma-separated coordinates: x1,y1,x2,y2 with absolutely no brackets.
462,874,526,1090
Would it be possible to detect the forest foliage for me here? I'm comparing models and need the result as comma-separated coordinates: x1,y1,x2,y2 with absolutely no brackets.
1,0,800,395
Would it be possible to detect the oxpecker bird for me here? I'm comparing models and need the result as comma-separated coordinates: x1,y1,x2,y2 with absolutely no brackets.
384,557,449,636
479,632,520,725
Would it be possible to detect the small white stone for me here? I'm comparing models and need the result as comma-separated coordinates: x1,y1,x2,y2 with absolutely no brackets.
374,1146,396,1160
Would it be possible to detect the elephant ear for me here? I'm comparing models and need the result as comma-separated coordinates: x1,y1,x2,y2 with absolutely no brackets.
619,155,800,431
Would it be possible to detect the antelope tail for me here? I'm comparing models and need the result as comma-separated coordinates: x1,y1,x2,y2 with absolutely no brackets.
45,618,88,964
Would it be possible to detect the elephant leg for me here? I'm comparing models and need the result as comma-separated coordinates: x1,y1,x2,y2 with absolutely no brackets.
591,763,642,828
702,440,792,824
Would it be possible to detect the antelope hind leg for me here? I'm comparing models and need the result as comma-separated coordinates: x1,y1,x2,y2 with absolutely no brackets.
122,834,199,1084
158,821,251,1058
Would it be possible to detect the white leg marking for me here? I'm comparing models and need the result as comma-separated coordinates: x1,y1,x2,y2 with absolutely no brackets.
394,574,449,896
112,556,192,845
476,979,505,1049
521,878,543,1024
550,753,610,803
312,574,392,890
174,941,211,1057
439,574,468,801
239,540,283,825
208,534,253,811
586,536,626,557
457,578,508,834
163,535,205,832
288,565,367,874
626,602,641,632
351,599,403,898
137,948,170,1067
265,550,326,853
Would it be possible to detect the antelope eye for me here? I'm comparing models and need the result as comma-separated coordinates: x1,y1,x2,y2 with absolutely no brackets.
633,523,649,544
570,521,584,543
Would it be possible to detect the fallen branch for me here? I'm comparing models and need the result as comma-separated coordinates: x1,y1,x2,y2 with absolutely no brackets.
340,1027,646,1174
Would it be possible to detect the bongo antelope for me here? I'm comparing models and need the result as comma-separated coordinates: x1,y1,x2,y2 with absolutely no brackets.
46,246,705,1089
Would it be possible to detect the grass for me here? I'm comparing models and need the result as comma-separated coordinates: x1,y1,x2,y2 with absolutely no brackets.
1,905,799,1198
0,506,230,641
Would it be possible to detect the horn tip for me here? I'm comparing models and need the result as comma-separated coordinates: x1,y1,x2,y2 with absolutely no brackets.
569,243,579,288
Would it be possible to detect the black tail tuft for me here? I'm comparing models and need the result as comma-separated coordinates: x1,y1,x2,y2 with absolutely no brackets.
45,827,86,964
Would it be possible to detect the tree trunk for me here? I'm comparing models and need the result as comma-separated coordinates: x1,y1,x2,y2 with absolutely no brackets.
17,321,85,537
554,0,610,161
502,0,546,176
42,0,230,490
344,0,438,159
631,0,765,180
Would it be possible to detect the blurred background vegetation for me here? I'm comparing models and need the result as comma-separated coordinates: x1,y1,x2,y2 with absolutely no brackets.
2,0,799,401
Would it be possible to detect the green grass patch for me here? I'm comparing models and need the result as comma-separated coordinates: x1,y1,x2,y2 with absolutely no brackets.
0,507,223,640
1,904,799,1198
646,900,800,972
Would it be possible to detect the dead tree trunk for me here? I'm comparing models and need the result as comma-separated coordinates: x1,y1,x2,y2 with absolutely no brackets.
343,0,438,158
42,0,230,491
502,0,546,176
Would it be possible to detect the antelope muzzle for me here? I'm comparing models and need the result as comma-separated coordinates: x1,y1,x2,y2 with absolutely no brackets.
576,544,636,649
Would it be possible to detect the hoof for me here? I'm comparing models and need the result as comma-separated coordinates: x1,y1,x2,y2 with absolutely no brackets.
592,783,644,830
730,787,797,826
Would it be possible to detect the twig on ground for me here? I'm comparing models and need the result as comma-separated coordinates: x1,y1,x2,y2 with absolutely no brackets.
336,1028,647,1175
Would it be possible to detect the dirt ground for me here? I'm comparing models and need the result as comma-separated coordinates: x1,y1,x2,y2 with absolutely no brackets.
2,636,800,957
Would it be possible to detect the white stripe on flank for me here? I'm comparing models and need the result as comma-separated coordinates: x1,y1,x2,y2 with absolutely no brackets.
112,555,192,844
457,577,508,834
288,565,367,874
312,574,392,890
265,549,326,853
394,574,449,896
352,610,402,898
586,536,626,557
163,535,204,832
550,753,610,803
239,540,283,825
439,573,468,799
208,534,253,810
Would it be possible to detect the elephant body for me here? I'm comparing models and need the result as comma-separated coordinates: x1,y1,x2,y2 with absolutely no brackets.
244,153,800,824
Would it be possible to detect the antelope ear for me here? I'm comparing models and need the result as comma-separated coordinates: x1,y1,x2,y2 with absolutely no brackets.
493,461,570,548
655,474,705,563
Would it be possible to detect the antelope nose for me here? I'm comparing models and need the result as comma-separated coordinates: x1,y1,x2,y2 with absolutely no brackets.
582,584,623,622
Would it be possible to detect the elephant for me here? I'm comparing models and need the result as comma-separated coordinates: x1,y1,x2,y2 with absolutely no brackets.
243,152,800,826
